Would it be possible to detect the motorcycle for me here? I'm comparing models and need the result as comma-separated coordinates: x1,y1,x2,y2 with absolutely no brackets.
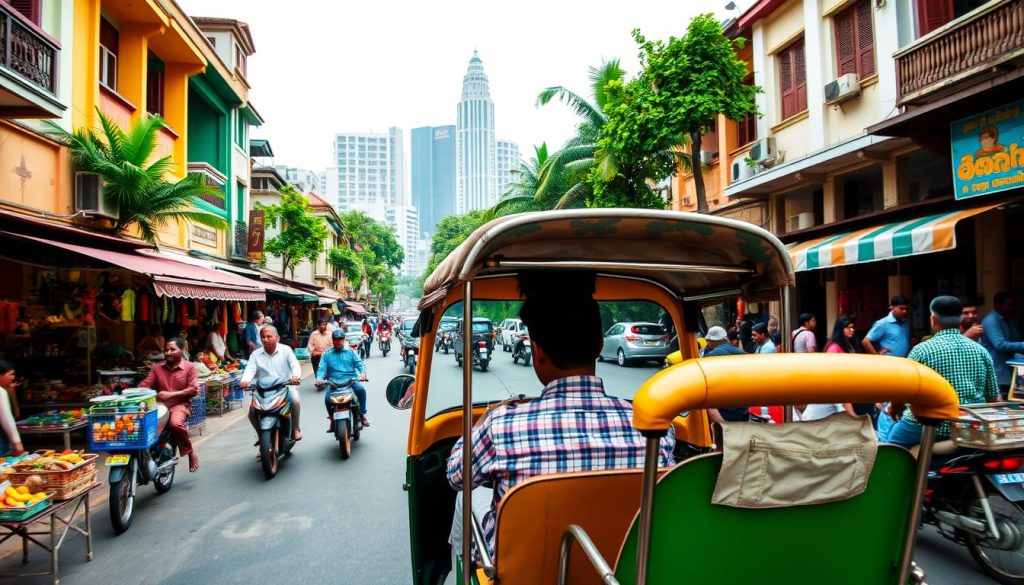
348,333,366,359
511,334,531,366
924,446,1024,584
435,330,453,354
456,340,490,372
379,330,392,357
249,376,297,479
401,337,418,375
103,402,178,534
320,378,365,460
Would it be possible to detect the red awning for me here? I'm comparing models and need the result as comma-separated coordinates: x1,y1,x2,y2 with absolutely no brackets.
345,302,366,314
3,232,267,302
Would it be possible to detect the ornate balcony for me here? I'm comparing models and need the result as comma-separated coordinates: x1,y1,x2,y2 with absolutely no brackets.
896,0,1024,106
0,3,62,117
188,162,227,211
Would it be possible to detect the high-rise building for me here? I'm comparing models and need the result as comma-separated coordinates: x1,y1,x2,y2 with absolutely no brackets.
329,127,405,213
274,166,320,194
386,205,422,276
456,51,497,213
411,125,456,237
496,139,522,200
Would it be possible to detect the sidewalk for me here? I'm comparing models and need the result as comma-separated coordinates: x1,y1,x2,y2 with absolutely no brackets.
0,362,314,562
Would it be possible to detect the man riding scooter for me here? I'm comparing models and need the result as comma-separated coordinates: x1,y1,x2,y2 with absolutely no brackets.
316,328,370,431
240,325,303,441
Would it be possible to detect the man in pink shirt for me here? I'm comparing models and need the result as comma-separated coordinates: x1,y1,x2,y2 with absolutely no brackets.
138,338,200,472
306,319,332,382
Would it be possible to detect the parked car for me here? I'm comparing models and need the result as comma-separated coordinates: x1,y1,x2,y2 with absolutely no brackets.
498,318,527,352
599,322,670,367
453,317,494,372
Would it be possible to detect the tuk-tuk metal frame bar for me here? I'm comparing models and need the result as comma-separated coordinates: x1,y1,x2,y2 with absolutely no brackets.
558,524,621,585
488,259,755,275
900,425,936,585
461,280,474,585
635,436,663,585
781,285,795,423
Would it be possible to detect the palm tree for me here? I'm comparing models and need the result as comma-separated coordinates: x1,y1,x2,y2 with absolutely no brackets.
44,110,226,245
490,143,558,217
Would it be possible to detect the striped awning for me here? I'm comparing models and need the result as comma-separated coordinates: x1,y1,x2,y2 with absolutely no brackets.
787,203,1000,272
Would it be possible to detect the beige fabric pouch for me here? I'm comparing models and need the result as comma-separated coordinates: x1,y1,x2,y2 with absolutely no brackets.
712,413,878,508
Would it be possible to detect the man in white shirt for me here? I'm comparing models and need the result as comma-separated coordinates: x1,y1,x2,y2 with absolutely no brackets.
241,326,303,440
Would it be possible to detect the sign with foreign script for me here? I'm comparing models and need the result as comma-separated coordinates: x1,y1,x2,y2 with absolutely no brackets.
952,99,1024,200
247,210,265,261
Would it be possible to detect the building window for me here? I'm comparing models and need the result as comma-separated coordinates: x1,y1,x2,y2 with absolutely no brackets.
206,36,217,48
778,38,807,121
834,0,875,79
146,55,164,116
840,165,884,219
736,74,756,146
234,43,246,76
99,17,119,90
9,0,40,25
898,149,952,203
235,116,246,146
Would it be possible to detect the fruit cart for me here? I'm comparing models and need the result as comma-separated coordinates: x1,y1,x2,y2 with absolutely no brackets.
15,410,89,451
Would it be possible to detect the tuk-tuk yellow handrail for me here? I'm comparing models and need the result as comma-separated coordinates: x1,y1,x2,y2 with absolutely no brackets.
632,354,961,433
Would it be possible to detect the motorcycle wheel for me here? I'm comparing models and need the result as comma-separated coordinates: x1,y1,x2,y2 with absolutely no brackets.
512,351,518,364
523,354,532,366
259,428,279,479
109,460,137,534
443,344,449,354
338,419,352,460
153,447,176,494
353,416,361,442
479,359,489,372
965,493,1024,584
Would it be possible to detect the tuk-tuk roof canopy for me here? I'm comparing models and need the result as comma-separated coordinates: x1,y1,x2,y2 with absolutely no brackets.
420,209,795,311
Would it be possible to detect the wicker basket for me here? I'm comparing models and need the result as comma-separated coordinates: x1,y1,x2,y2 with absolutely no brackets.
4,454,99,500
951,403,1024,451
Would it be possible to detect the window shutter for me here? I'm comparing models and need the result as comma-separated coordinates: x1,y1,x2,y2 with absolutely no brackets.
916,0,954,36
835,7,857,76
8,0,38,24
793,40,807,114
779,49,794,119
856,1,875,77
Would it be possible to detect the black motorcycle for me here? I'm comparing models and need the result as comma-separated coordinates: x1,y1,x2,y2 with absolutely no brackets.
925,446,1024,583
511,334,532,366
249,376,297,479
103,403,177,534
320,378,365,460
401,336,418,374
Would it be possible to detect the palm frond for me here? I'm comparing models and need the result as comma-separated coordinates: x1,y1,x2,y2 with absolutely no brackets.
537,86,605,130
96,110,128,161
554,182,591,209
122,114,164,167
589,59,626,110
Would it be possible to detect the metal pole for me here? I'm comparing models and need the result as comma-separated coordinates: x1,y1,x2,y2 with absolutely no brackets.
461,281,474,585
635,437,662,585
780,286,795,423
898,424,936,585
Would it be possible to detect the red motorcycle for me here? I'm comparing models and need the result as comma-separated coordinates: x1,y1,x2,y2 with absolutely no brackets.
378,330,392,358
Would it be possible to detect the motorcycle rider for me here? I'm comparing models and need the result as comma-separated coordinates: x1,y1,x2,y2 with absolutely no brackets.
316,328,370,430
240,325,303,441
377,316,392,350
137,338,201,472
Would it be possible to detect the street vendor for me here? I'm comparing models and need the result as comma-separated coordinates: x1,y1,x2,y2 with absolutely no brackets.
137,339,201,472
0,360,24,455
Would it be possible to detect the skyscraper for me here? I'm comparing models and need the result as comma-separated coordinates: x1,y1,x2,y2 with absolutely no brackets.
496,139,522,200
456,51,497,213
329,127,405,214
411,125,456,238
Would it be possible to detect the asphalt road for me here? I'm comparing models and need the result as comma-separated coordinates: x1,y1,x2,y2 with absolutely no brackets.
5,343,1005,584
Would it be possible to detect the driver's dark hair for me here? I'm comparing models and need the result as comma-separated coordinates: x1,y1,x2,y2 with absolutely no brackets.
518,270,601,368
166,337,186,351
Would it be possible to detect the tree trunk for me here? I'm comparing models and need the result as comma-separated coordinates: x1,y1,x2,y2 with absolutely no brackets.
691,131,709,214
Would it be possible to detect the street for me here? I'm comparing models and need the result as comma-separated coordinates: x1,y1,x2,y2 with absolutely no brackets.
4,345,1003,585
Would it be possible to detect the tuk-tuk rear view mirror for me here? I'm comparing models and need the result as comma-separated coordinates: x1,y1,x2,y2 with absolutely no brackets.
387,374,415,410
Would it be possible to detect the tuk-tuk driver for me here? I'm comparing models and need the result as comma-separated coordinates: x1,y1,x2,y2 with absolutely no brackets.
445,270,675,564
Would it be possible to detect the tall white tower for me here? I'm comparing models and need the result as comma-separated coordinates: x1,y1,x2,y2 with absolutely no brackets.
456,51,497,213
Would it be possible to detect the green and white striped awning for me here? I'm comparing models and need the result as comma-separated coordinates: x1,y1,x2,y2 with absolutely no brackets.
787,203,999,272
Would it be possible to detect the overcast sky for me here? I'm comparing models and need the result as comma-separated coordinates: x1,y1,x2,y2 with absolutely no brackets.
178,1,732,176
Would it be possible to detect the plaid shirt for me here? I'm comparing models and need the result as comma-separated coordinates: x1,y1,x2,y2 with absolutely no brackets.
447,375,675,555
903,328,999,438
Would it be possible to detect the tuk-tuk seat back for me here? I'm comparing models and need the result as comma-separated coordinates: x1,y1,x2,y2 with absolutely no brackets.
614,446,916,585
492,468,658,585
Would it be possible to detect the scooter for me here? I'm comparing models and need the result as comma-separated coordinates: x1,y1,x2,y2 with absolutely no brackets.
379,330,392,357
249,376,297,479
103,403,178,534
511,334,532,366
401,340,417,375
924,446,1024,584
456,340,490,372
320,378,365,460
435,331,453,354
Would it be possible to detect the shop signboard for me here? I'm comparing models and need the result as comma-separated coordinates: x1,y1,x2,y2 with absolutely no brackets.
952,99,1024,200
247,210,265,261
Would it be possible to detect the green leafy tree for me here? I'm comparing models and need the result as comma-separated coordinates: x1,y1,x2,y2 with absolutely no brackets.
260,186,330,279
490,143,557,217
425,210,488,276
631,15,760,213
44,110,226,245
338,211,403,306
327,245,363,283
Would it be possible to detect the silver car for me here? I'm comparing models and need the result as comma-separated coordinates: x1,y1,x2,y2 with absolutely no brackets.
599,322,670,367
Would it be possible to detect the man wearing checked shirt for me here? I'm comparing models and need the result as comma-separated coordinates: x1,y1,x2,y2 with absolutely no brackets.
445,271,674,570
879,296,998,448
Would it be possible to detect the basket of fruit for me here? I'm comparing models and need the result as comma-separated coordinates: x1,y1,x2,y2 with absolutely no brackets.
88,403,157,449
0,480,52,522
3,451,98,501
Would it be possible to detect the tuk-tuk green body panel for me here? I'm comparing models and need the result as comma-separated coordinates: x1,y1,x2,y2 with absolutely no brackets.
615,446,916,584
407,440,459,585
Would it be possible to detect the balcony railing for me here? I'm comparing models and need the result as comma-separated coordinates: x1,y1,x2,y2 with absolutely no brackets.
896,0,1024,105
188,162,227,210
0,3,58,96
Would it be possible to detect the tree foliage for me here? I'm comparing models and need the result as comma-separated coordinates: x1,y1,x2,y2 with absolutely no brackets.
259,186,330,279
44,110,227,245
327,245,363,283
338,211,404,307
425,210,488,276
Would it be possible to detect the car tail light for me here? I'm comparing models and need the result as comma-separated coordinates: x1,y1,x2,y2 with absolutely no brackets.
983,457,1024,471
477,341,487,347
661,335,670,341
630,326,640,334
625,335,642,343
938,465,970,475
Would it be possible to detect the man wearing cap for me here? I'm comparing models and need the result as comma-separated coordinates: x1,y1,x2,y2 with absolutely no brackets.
315,328,369,430
702,325,748,424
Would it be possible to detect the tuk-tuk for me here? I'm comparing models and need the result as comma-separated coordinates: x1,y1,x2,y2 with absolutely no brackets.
384,209,959,585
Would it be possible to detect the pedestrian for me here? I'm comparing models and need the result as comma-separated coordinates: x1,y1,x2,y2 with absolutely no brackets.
738,317,755,353
862,295,912,357
137,339,201,472
727,327,741,349
701,326,748,424
878,296,998,448
824,316,857,354
0,360,24,455
792,312,818,352
960,297,984,341
767,315,782,347
307,319,332,378
752,323,776,353
245,311,264,358
981,291,1024,398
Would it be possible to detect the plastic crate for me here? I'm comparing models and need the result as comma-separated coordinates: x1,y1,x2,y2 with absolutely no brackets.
952,402,1024,450
0,492,52,522
88,406,158,450
187,395,206,435
228,378,244,402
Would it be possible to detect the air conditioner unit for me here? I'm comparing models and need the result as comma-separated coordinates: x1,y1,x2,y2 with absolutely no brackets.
731,159,755,182
748,137,777,163
75,172,118,219
789,211,814,232
824,73,861,105
699,151,715,165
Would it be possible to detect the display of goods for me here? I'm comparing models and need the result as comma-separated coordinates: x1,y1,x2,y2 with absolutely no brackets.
0,453,37,472
88,406,157,449
16,409,87,429
952,403,1024,450
0,481,52,521
4,450,98,501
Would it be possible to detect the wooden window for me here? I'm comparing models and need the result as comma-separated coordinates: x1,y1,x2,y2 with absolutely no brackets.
736,74,757,146
99,17,119,90
8,0,40,25
834,0,875,78
146,56,164,116
915,0,954,36
778,39,807,120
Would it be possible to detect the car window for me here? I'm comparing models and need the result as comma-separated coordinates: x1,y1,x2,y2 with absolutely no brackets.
632,325,665,335
472,322,491,333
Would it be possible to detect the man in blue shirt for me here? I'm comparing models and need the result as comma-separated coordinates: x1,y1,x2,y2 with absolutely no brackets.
316,329,369,431
862,295,911,357
702,326,748,424
981,291,1024,397
244,311,263,358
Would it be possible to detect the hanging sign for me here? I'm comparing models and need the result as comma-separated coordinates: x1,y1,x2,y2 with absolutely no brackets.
247,210,265,261
952,99,1024,200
